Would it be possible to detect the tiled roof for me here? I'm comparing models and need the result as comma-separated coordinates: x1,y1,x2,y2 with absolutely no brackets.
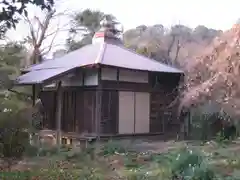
16,42,183,85
16,67,73,85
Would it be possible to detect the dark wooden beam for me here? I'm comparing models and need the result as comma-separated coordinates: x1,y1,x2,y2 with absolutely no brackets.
133,92,136,133
82,71,85,86
44,85,165,93
56,81,63,150
100,64,184,75
32,85,36,107
116,68,119,80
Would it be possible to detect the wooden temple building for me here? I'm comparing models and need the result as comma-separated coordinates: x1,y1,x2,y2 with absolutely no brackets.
15,18,184,144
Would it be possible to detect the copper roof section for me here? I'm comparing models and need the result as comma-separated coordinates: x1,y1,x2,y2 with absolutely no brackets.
16,42,183,85
23,42,183,73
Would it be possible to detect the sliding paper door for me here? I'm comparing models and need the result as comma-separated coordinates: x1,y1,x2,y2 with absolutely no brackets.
118,91,135,134
135,92,150,133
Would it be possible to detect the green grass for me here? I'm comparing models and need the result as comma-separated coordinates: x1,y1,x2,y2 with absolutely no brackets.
2,139,240,179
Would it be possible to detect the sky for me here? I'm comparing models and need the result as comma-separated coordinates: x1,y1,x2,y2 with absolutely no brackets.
65,0,239,30
6,0,240,55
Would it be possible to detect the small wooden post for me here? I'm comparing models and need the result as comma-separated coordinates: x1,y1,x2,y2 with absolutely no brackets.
56,81,63,150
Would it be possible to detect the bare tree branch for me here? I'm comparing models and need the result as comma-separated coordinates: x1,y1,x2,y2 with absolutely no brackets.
43,22,70,39
23,16,37,47
41,17,61,55
167,35,176,57
174,39,181,64
23,7,70,65
35,10,56,48
41,43,66,55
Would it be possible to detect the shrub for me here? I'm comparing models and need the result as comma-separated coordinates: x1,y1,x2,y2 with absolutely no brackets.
186,103,238,141
0,107,30,170
187,110,221,141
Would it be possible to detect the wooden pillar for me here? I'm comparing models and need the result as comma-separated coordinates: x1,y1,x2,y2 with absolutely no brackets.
95,90,100,137
56,81,63,149
30,85,36,146
116,68,119,133
95,67,102,139
31,84,41,146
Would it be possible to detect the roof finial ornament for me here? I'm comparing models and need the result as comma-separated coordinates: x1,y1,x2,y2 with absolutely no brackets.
92,15,123,45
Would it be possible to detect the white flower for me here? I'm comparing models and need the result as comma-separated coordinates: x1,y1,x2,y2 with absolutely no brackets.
146,171,152,175
176,154,180,160
3,108,11,112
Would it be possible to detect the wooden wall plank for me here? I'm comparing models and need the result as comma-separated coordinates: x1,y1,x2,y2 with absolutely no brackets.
100,91,118,134
83,91,96,133
75,90,84,133
40,91,56,129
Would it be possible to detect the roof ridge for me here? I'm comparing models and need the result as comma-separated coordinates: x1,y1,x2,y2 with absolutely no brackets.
94,42,106,64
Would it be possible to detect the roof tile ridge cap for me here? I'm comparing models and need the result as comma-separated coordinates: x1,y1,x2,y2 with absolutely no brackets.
118,45,183,71
28,67,67,71
94,42,106,64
